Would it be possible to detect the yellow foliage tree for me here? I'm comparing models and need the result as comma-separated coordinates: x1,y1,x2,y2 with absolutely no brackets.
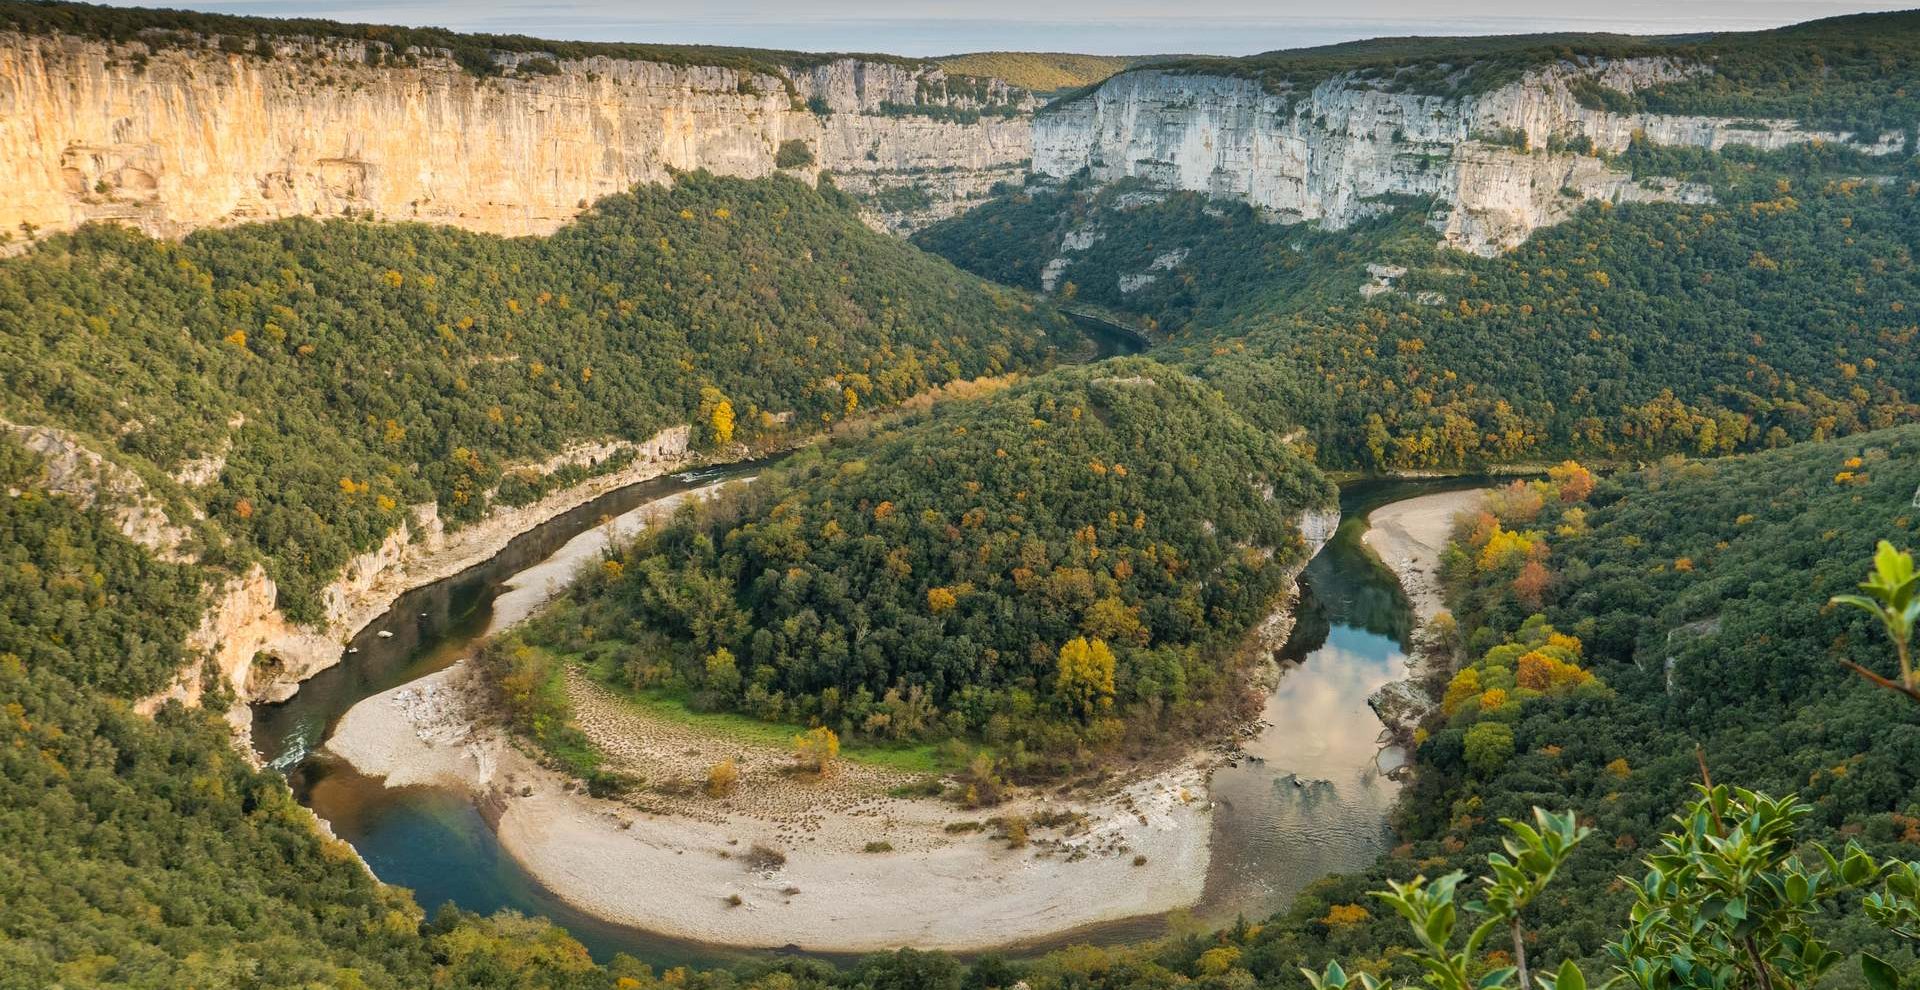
793,726,840,775
1441,667,1483,716
1322,903,1371,927
706,759,739,797
1548,460,1596,502
1477,523,1538,572
1055,637,1116,718
1195,946,1242,977
699,386,736,448
1516,650,1594,693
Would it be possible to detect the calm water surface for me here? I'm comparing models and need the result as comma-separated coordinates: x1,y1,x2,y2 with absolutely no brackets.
1194,476,1490,927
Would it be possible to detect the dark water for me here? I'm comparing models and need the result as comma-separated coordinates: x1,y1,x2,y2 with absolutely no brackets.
1063,309,1151,358
258,428,1485,966
252,458,774,775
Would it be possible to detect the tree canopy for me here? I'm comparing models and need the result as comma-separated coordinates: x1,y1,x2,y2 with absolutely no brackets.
529,358,1335,765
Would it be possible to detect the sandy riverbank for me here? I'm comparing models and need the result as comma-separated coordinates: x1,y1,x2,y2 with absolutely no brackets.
326,660,1213,953
1361,488,1487,626
483,480,744,636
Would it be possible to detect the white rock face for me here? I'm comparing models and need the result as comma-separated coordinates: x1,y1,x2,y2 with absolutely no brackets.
132,425,700,717
0,32,1034,246
1034,60,1901,254
2,418,192,558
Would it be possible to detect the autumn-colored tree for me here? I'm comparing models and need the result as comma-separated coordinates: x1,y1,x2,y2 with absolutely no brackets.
1484,480,1546,523
1082,595,1147,645
698,385,736,448
1511,559,1553,610
927,586,958,614
705,759,739,798
1548,460,1596,503
1321,903,1371,927
1055,637,1117,718
1516,650,1593,693
1476,523,1538,572
793,726,840,775
1441,667,1482,716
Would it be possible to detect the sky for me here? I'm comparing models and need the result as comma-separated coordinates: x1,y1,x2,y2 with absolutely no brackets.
102,0,1914,55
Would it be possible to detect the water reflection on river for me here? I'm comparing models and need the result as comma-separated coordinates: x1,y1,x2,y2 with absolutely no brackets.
1196,476,1487,927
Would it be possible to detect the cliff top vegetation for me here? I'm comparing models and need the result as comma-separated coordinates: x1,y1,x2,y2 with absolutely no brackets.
1056,9,1920,133
0,0,937,81
934,52,1152,94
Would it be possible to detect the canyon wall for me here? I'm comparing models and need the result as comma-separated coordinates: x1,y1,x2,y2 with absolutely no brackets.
135,426,697,719
0,31,1033,246
1033,60,1905,254
7,31,1898,258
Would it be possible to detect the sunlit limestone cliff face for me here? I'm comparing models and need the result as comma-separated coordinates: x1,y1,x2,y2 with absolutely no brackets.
0,32,1033,245
1033,59,1905,254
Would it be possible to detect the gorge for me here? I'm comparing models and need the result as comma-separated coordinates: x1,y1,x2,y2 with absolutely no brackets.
4,4,1920,988
5,9,1905,257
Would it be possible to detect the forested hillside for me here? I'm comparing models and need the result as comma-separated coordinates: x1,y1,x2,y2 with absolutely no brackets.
526,358,1336,764
919,146,1920,471
7,5,1920,988
0,431,606,987
0,173,1071,621
1025,427,1920,988
0,0,926,79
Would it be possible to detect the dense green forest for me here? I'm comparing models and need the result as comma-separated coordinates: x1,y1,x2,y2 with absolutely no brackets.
0,431,571,987
919,147,1920,471
0,173,1072,622
7,5,1920,987
525,358,1335,764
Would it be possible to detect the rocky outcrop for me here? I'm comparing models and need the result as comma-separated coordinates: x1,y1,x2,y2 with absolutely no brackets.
1296,506,1341,556
1034,59,1904,254
136,426,697,716
1243,503,1342,660
0,31,1034,246
2,418,193,558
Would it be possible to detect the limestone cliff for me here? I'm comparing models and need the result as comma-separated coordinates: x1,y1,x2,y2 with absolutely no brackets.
2,418,193,559
1033,59,1905,254
135,426,697,716
0,31,1033,245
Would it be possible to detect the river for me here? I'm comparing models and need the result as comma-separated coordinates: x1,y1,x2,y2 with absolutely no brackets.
253,449,1486,967
250,309,1472,964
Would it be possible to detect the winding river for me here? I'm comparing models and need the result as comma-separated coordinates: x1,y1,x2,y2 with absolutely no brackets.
250,315,1485,966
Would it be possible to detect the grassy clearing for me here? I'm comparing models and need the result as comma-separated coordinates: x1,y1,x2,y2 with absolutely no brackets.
568,648,954,775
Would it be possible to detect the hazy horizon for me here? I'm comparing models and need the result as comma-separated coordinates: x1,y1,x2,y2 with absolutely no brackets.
94,0,1915,56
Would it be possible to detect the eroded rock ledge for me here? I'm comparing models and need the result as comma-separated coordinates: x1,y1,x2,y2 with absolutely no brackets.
135,426,698,718
1034,59,1902,254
